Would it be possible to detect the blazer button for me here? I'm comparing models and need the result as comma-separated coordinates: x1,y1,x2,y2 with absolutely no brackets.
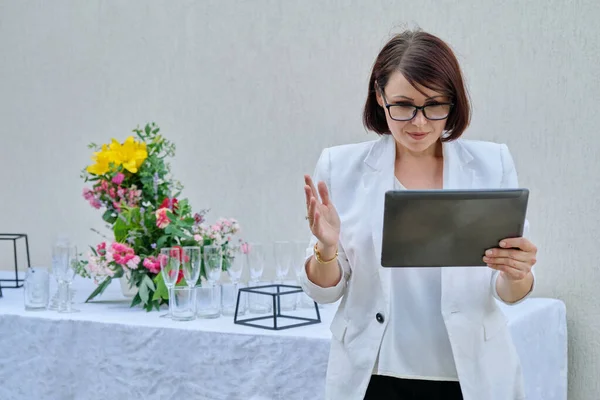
376,313,384,324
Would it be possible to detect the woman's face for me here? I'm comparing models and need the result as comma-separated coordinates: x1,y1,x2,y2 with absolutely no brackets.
376,71,451,156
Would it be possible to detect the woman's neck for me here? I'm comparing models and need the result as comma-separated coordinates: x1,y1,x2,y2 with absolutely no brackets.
395,140,442,161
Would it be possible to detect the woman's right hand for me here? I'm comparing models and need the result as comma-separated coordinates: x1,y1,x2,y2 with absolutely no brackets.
304,175,340,249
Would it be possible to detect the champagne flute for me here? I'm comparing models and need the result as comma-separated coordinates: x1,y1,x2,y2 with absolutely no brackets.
160,247,181,318
203,245,223,285
182,246,201,289
247,243,265,284
273,241,293,283
54,244,79,313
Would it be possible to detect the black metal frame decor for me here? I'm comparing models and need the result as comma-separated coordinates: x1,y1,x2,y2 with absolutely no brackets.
0,233,31,288
234,283,321,331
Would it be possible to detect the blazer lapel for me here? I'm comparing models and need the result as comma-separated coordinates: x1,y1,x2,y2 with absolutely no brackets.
443,139,475,190
362,135,396,303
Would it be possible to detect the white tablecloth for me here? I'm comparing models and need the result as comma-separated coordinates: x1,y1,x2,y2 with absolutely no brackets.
0,276,567,400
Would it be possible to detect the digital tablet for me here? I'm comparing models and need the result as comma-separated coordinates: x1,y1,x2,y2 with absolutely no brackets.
380,189,529,267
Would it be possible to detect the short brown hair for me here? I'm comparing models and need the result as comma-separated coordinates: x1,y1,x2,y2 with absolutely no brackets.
363,30,471,141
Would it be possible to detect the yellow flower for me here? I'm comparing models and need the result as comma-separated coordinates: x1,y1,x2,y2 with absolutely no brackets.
110,136,148,173
86,136,147,175
86,144,113,175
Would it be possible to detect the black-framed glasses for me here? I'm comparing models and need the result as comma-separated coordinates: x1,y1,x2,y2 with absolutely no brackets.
379,88,453,121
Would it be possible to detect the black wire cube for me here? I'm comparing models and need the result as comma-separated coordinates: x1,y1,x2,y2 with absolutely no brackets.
0,233,31,288
234,283,321,330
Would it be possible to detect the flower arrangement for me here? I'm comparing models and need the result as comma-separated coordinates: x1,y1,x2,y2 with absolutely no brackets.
76,123,245,311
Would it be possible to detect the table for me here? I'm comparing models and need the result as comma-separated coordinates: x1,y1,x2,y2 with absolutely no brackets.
0,275,567,400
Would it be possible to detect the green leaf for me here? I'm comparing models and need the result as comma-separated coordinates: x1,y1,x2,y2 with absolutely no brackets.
152,288,162,301
139,281,149,304
156,235,169,250
142,274,156,292
130,294,142,308
113,268,124,279
102,210,117,224
153,273,169,301
136,273,156,305
113,217,128,242
85,278,112,302
182,217,195,226
165,225,186,238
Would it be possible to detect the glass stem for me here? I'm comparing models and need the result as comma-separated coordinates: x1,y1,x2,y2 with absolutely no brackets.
65,283,72,312
58,281,68,312
168,286,173,315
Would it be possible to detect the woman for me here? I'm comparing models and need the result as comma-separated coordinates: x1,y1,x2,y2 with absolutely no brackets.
300,30,537,400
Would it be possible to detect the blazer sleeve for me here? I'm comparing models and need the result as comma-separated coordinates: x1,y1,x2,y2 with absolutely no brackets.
490,144,536,305
298,148,352,304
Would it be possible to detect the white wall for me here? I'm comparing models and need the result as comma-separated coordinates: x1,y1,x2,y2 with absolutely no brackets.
1,1,599,398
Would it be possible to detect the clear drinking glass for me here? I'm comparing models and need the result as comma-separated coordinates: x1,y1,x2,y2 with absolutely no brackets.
226,246,245,285
295,241,315,309
221,282,240,316
196,284,221,318
292,241,308,278
48,235,70,310
171,286,196,321
273,241,293,283
52,244,79,313
160,247,181,318
247,243,265,284
203,245,223,284
277,280,298,312
182,246,201,288
248,280,273,314
237,282,248,315
24,267,50,310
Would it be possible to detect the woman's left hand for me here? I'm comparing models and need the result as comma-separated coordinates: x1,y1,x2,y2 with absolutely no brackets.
483,237,537,281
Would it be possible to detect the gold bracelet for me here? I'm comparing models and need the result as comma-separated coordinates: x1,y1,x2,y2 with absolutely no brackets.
314,243,338,264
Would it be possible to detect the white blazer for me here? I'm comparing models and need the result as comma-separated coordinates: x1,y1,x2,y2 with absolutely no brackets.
300,134,532,400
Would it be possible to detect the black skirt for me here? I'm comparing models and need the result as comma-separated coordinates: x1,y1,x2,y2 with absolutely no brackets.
364,375,463,400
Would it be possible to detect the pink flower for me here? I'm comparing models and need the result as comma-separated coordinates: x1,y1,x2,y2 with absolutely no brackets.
194,213,205,224
127,187,142,207
109,242,138,268
155,208,170,229
82,187,94,200
112,172,125,185
96,242,107,256
240,242,250,254
90,198,102,209
83,188,102,209
160,197,179,211
143,256,161,274
112,243,126,252
157,253,168,267
194,234,203,243
126,255,140,270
